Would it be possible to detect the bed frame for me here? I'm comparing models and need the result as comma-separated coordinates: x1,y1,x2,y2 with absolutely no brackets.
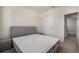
10,26,37,38
10,26,60,53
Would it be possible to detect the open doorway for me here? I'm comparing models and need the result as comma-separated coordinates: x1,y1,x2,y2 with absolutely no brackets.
61,12,79,53
64,12,78,40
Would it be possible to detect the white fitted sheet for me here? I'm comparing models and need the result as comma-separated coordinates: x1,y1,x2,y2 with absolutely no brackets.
13,34,59,53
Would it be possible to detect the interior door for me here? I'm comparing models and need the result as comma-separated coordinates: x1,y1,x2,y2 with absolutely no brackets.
43,15,54,36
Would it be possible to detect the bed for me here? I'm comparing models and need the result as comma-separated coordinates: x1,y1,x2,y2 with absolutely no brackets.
10,26,60,53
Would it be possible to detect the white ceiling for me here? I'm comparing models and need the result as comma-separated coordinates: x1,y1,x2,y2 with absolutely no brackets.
25,6,55,12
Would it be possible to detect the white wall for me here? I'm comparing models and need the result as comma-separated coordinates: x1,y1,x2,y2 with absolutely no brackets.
41,6,79,41
0,7,41,39
77,13,79,45
11,7,41,32
1,7,12,39
1,6,79,41
0,7,2,39
67,17,77,35
41,7,64,41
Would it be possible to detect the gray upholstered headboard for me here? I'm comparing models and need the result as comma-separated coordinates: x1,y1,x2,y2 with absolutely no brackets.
10,26,37,38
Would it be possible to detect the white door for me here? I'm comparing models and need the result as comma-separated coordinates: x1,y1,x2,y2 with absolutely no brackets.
42,15,54,36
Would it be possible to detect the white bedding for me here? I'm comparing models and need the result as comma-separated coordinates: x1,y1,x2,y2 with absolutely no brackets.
13,34,59,53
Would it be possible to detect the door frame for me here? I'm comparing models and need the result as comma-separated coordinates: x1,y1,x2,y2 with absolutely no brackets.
64,12,78,39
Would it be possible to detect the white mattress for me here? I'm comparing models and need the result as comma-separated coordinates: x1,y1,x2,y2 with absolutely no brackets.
13,34,59,53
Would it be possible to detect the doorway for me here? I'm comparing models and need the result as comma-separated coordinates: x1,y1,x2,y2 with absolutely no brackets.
62,12,79,52
64,12,78,39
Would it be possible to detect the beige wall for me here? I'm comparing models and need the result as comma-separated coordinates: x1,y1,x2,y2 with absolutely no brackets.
1,7,12,39
0,7,2,39
0,7,41,39
41,6,79,41
1,6,79,41
41,7,64,41
11,7,41,32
